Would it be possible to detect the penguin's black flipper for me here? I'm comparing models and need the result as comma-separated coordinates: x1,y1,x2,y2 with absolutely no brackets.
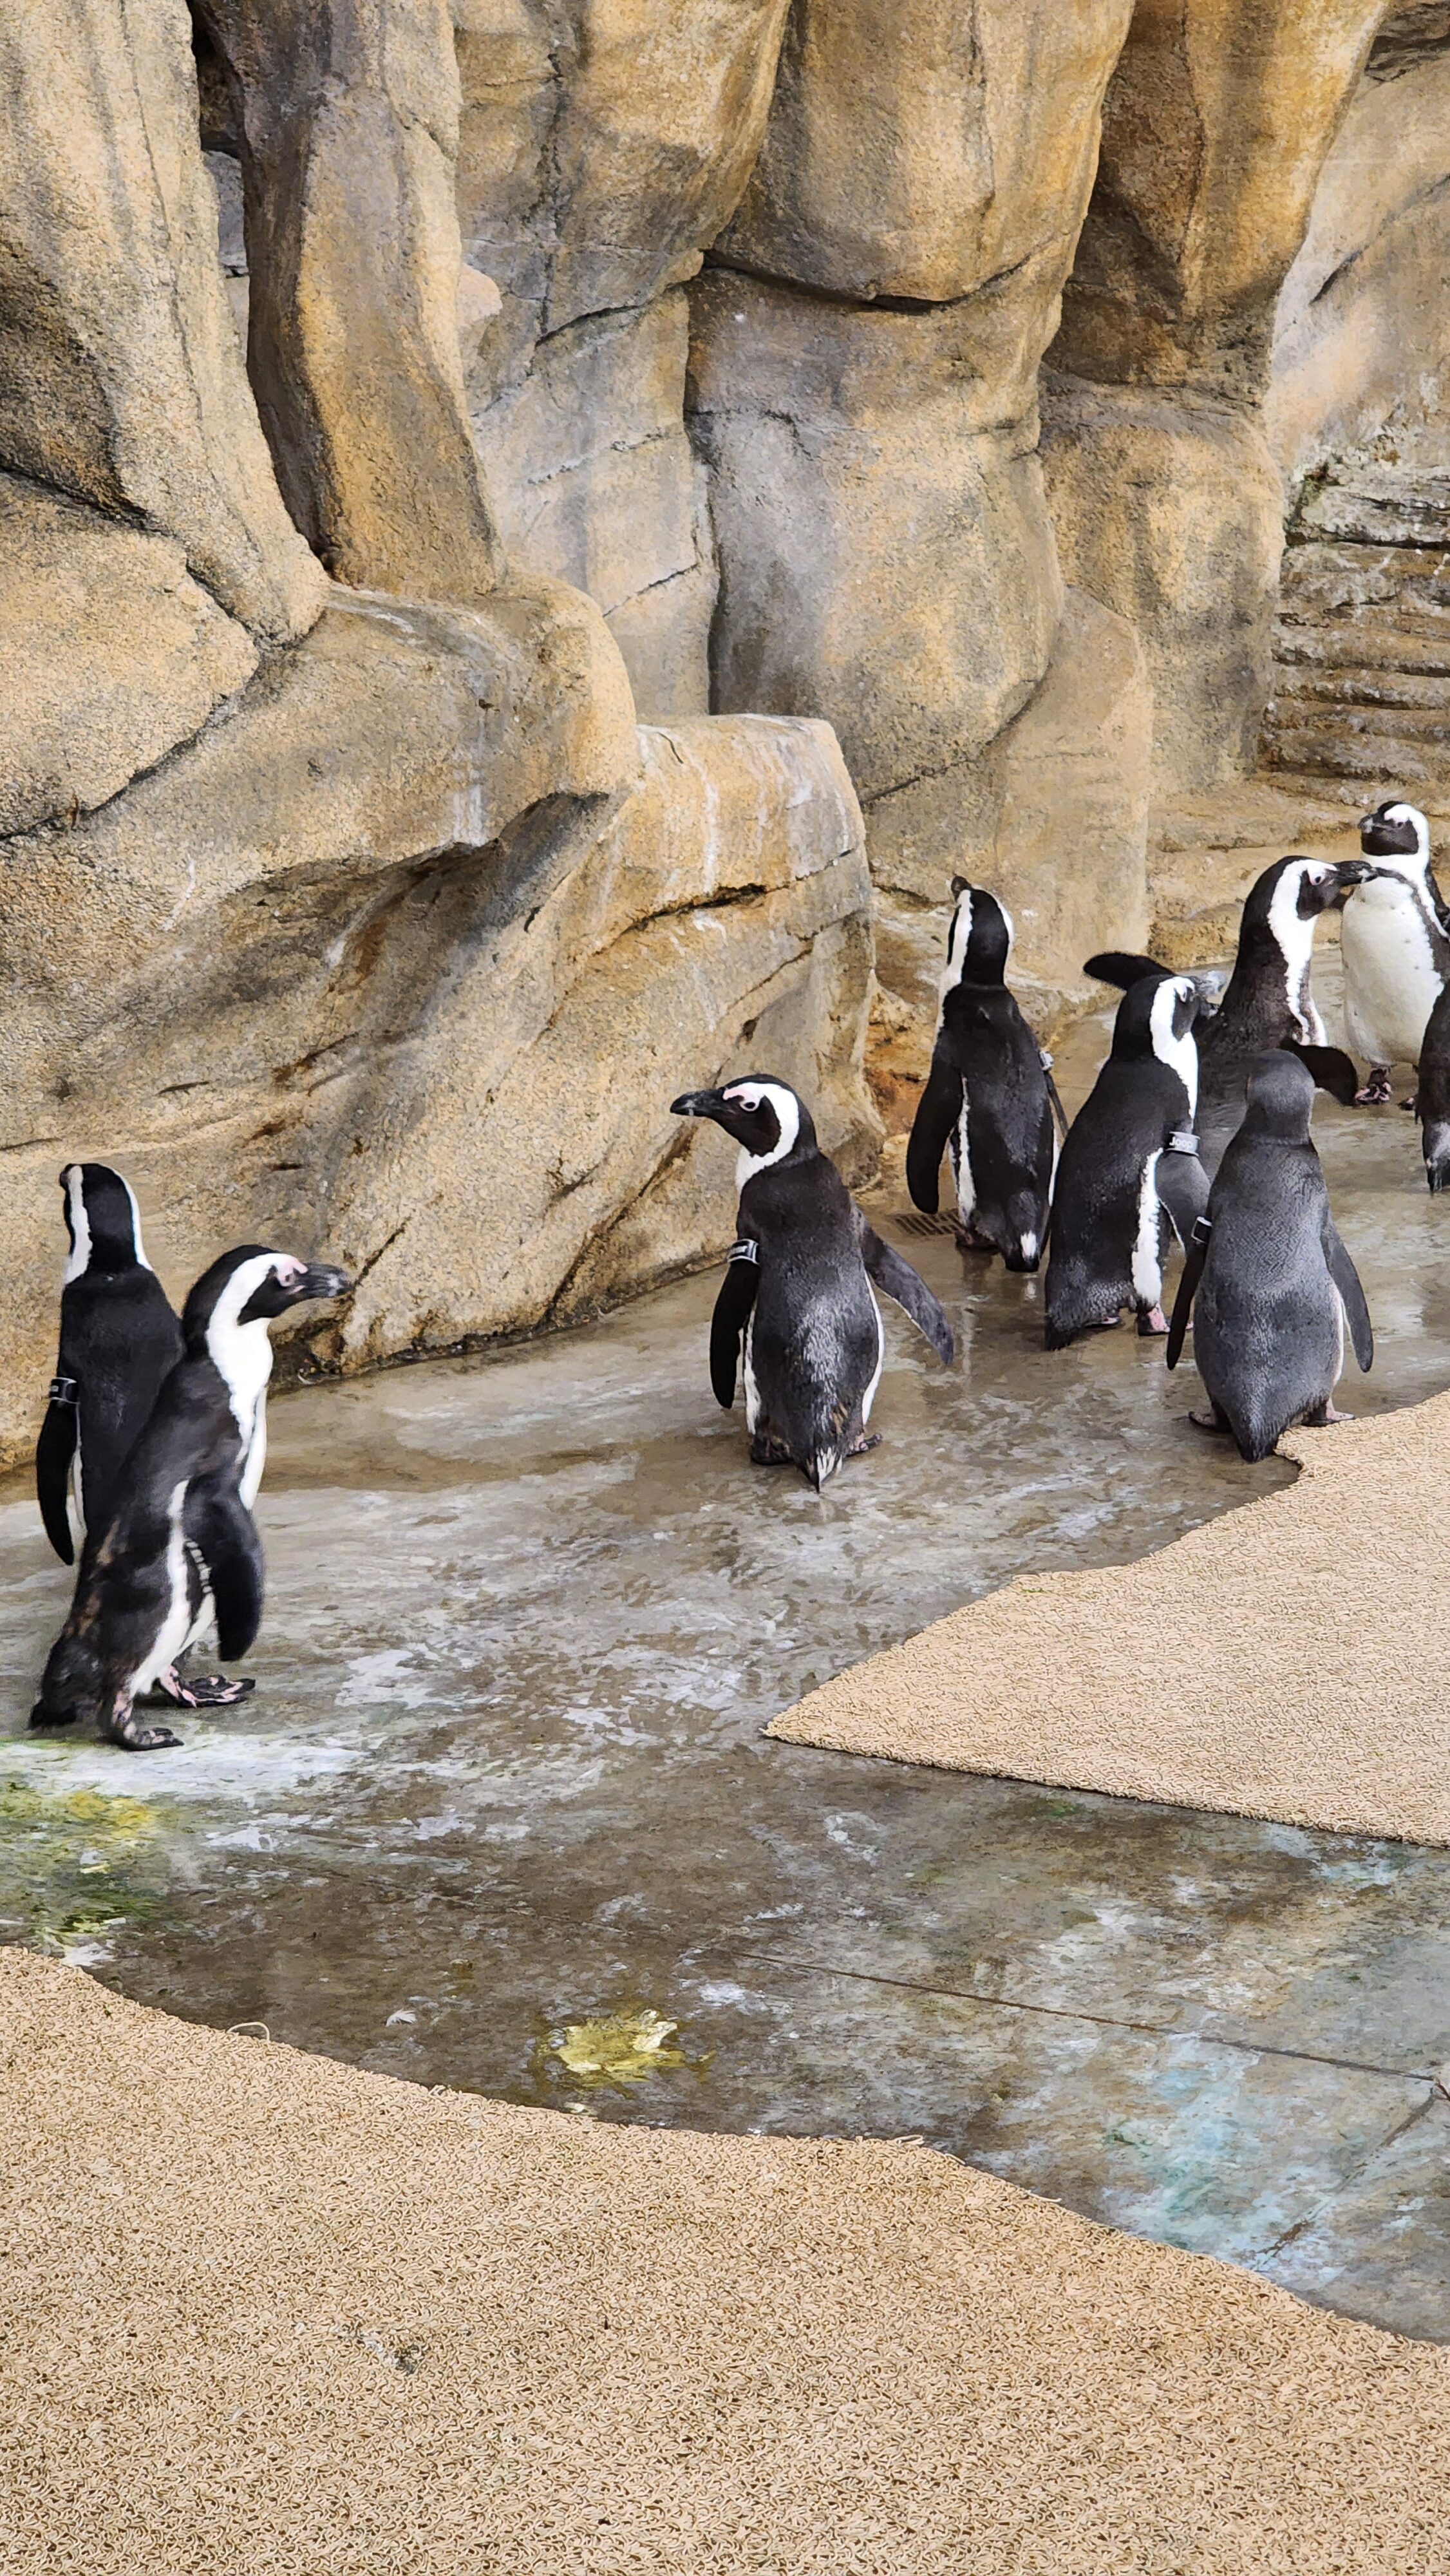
858,1224,956,1365
709,1245,759,1410
1324,1222,1373,1372
1166,1217,1212,1372
35,1391,77,1566
1155,1142,1210,1247
1282,1041,1360,1106
1084,951,1165,990
187,1481,265,1661
905,1055,963,1216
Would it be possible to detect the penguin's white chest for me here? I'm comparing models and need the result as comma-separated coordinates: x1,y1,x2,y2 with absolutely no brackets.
1342,891,1443,1066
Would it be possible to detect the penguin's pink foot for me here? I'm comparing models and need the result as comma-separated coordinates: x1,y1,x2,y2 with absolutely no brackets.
1189,1407,1230,1434
151,1666,255,1709
952,1224,994,1254
1304,1399,1353,1426
106,1696,182,1752
1401,1095,1418,1113
1137,1306,1169,1337
847,1432,883,1459
749,1434,795,1467
1355,1066,1393,1104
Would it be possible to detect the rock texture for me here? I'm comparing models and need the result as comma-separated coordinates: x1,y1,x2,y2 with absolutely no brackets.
455,0,791,713
0,471,258,839
0,0,324,645
0,583,874,1459
198,0,504,600
1262,464,1450,786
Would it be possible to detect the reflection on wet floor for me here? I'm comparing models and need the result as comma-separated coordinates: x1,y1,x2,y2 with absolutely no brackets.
1,964,1448,2343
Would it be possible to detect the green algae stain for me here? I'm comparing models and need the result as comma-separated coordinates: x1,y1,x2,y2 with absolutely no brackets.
0,1777,165,1958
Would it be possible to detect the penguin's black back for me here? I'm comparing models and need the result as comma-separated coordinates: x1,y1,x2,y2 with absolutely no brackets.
937,984,1054,1247
59,1267,184,1536
1194,1131,1341,1461
1044,1057,1188,1348
742,1148,881,1465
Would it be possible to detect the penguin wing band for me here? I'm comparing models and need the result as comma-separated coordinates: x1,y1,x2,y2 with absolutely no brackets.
1155,1139,1211,1249
858,1222,956,1367
710,1247,760,1409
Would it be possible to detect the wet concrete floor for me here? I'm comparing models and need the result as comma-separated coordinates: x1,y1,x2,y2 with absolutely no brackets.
2,968,1449,2342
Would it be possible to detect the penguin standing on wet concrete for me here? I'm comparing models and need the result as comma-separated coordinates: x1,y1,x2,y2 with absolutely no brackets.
1044,974,1210,1350
906,878,1055,1270
670,1077,954,1488
1088,855,1376,1168
1341,800,1449,1104
1167,1053,1372,1463
35,1166,251,1712
32,1247,350,1748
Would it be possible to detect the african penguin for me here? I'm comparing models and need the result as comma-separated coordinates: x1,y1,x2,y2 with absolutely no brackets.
1087,854,1375,1168
1415,980,1450,1191
1043,974,1211,1350
670,1077,954,1489
31,1247,349,1749
1342,801,1450,1104
1167,1053,1371,1463
906,878,1055,1270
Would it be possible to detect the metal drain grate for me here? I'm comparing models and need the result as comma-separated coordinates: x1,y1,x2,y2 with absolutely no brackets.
890,1211,958,1240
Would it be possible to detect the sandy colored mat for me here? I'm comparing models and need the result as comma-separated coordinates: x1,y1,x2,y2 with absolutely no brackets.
771,1390,1450,1845
2,1954,1449,2574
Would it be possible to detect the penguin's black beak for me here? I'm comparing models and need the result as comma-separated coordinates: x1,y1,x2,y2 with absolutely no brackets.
670,1089,727,1124
297,1262,352,1303
1327,858,1382,905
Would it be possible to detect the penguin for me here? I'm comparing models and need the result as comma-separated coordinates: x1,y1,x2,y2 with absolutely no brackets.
670,1077,954,1488
1415,979,1450,1191
34,1166,254,1713
1166,1052,1372,1463
1341,800,1450,1104
31,1247,349,1749
1087,854,1375,1168
1043,973,1211,1350
905,878,1056,1270
35,1164,182,1563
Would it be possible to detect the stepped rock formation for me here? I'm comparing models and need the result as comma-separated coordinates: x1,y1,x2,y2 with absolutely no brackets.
2,0,1448,1443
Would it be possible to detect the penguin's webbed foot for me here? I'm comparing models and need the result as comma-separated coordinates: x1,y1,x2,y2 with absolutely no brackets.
749,1434,796,1467
153,1665,256,1709
1189,1406,1231,1434
28,1701,77,1729
1137,1306,1169,1338
1400,1094,1418,1113
104,1698,183,1752
1354,1067,1393,1105
1303,1399,1353,1427
846,1432,883,1459
952,1223,994,1255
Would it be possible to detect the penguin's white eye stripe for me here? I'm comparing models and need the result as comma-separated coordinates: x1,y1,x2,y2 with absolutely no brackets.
724,1088,762,1112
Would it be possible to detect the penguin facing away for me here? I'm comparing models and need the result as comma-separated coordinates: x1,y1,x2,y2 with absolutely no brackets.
1043,974,1211,1351
32,1248,350,1750
36,1164,182,1565
906,879,1055,1271
1342,800,1450,1104
1166,1053,1372,1464
1087,855,1375,1168
670,1077,954,1488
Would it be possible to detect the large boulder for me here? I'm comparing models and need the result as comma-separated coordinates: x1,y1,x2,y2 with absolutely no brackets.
688,263,1064,813
0,585,875,1457
0,0,323,643
200,0,503,601
718,0,1133,303
0,471,258,838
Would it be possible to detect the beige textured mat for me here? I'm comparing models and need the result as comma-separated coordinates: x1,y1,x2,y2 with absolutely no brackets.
771,1392,1450,1845
2,1951,1449,2573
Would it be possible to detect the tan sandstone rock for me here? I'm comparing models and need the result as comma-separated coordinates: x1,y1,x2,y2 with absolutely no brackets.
470,292,715,719
689,263,1064,810
1042,375,1285,793
0,0,323,645
202,0,503,600
0,590,874,1458
0,472,258,838
719,0,1133,304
